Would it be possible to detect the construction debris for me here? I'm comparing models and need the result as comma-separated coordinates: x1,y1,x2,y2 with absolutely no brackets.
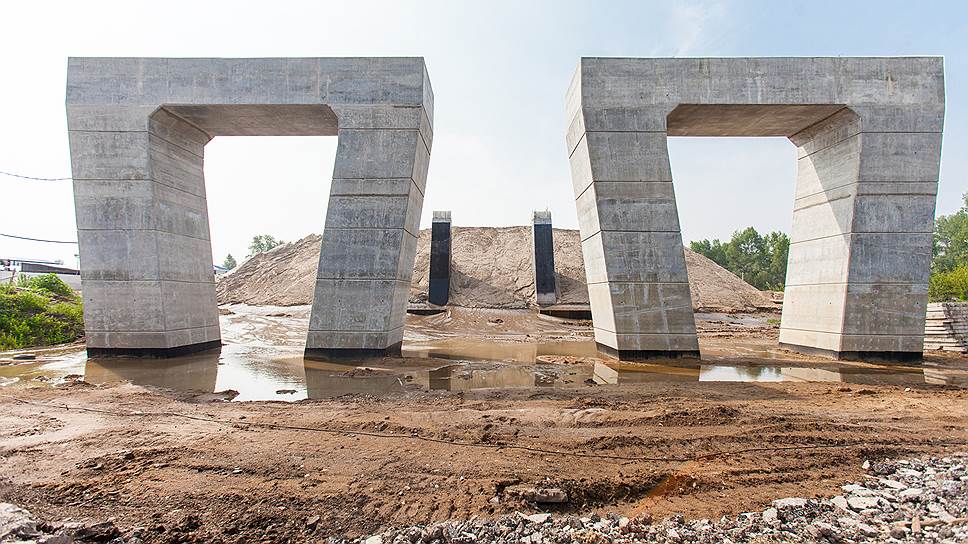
924,302,968,353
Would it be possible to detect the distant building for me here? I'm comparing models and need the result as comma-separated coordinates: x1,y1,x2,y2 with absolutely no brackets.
1,258,81,290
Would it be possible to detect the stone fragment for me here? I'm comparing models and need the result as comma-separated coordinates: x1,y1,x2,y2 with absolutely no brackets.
847,496,881,511
772,497,808,509
525,514,551,524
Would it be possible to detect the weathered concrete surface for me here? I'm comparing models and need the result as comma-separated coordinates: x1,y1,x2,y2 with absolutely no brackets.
67,57,433,357
566,57,944,361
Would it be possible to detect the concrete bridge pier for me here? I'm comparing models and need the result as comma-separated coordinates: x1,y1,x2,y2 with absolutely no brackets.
67,57,433,359
566,57,944,362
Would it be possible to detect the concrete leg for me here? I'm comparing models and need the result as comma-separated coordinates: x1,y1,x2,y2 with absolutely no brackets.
780,109,940,361
569,130,699,360
305,127,429,359
71,108,221,357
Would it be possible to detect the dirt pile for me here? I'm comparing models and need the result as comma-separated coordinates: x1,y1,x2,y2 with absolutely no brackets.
215,234,321,306
217,227,774,312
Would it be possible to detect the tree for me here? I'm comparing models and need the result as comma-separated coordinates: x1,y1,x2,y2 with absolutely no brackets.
690,227,790,291
933,192,968,274
222,254,237,270
247,235,285,257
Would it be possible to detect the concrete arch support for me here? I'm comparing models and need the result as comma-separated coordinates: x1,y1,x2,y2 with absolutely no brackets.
569,128,699,359
305,116,431,358
566,57,944,362
67,57,433,358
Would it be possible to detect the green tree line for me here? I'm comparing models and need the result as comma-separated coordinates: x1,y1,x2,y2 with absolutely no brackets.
690,227,790,291
930,192,968,301
690,193,968,301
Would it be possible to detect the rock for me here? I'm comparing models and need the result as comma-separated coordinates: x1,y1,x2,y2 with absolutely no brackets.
364,536,383,544
830,496,851,511
899,488,923,501
856,523,879,537
879,479,906,490
772,497,807,509
0,503,40,541
761,508,778,523
862,460,871,470
525,513,551,524
64,521,120,541
515,486,568,504
307,515,320,528
846,496,880,511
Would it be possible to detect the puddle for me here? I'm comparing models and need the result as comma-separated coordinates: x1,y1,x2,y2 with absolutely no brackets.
1,306,965,401
402,337,599,363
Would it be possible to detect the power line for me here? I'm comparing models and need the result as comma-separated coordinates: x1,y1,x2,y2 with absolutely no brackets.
0,232,78,244
0,170,72,182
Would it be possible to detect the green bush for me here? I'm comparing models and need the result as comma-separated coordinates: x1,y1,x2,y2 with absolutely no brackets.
16,273,77,299
0,274,83,350
929,265,968,302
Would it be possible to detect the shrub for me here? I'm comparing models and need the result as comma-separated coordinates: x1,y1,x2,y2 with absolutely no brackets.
17,273,77,300
929,265,968,302
0,274,83,349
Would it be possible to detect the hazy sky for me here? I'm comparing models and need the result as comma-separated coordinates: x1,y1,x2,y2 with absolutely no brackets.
1,0,965,267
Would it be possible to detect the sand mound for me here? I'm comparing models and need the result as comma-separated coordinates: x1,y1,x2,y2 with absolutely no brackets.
216,227,774,312
215,234,322,306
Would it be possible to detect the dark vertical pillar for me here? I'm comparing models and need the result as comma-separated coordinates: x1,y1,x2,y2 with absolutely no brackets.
533,211,557,306
429,211,451,306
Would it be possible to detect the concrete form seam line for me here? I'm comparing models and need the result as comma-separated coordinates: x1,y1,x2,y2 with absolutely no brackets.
3,394,966,465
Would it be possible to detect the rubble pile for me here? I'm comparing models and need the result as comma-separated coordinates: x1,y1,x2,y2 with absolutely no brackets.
354,453,968,544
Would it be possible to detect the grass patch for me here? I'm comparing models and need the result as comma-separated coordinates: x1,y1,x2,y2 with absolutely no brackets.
0,274,84,350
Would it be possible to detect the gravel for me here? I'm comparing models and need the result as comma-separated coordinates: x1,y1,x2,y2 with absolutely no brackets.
347,453,968,544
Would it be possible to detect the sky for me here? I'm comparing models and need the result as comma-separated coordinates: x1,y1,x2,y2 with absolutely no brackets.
1,0,966,268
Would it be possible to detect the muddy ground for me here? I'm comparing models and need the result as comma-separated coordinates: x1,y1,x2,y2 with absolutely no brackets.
1,308,967,543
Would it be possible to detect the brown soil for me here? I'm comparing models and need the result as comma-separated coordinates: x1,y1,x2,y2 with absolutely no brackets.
216,227,775,312
1,358,966,542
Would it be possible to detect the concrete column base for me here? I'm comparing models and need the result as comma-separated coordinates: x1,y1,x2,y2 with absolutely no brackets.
86,340,222,359
596,342,700,361
778,343,922,364
304,342,403,361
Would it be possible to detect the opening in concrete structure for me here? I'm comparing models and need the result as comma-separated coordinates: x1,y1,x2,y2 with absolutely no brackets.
203,135,336,344
68,57,433,359
667,136,796,266
205,135,335,267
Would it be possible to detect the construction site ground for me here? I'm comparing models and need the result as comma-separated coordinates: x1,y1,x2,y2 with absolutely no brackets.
1,307,967,543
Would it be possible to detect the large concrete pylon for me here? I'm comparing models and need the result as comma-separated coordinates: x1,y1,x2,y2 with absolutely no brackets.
67,57,433,358
566,57,944,362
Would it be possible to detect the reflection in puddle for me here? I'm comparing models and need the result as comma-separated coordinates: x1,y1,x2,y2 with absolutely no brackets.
402,338,599,363
2,336,966,402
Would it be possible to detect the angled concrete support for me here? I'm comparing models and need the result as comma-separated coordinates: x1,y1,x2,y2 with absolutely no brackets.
566,57,944,361
532,211,558,307
67,57,433,358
